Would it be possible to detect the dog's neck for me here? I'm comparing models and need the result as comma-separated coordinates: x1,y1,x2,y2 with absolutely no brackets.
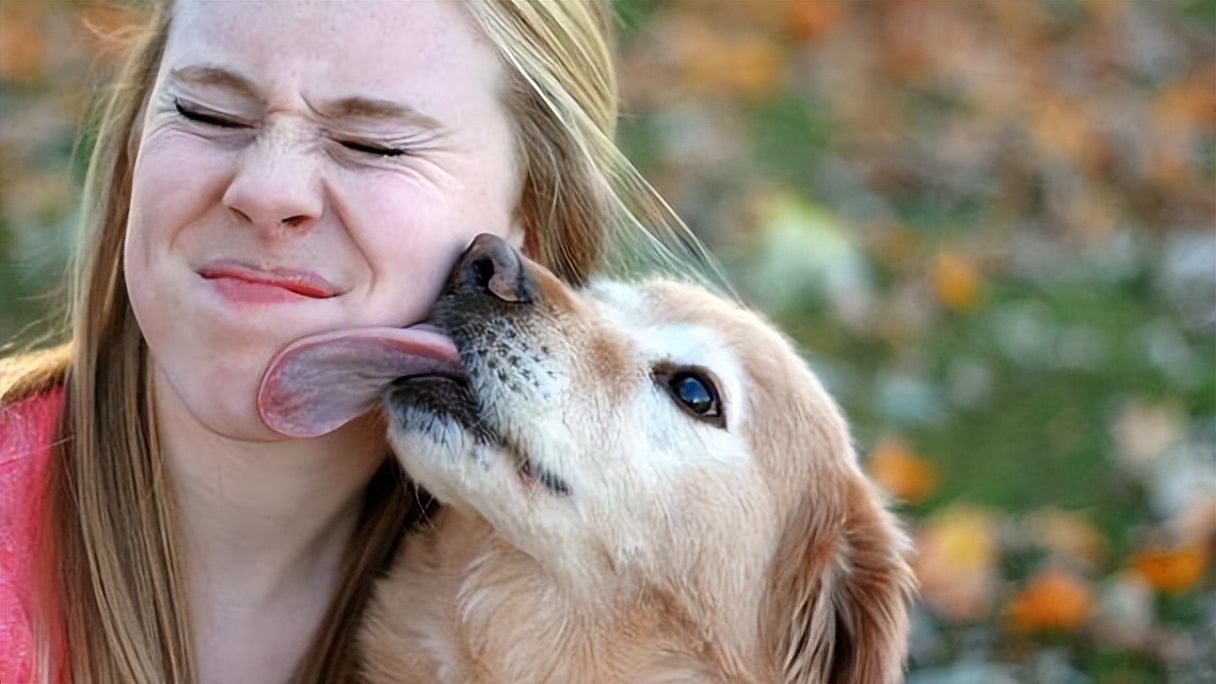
362,506,770,682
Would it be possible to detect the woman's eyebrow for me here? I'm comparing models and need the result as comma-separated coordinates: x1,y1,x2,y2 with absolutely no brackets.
311,97,445,132
166,64,444,132
168,64,261,100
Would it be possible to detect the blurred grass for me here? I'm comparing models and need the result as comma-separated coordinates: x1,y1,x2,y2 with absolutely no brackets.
2,1,1213,682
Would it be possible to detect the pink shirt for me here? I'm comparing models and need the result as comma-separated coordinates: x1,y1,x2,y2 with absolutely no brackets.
0,388,63,683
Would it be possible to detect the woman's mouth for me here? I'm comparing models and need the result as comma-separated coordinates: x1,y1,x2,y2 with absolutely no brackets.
198,260,340,302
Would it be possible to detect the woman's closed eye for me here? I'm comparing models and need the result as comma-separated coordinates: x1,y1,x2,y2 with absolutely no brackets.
333,138,408,158
174,96,411,159
174,98,250,129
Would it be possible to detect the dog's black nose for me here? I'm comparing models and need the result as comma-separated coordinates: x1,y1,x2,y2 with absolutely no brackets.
456,234,534,304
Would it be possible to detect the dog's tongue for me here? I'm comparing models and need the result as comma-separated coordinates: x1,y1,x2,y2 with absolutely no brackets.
257,325,461,439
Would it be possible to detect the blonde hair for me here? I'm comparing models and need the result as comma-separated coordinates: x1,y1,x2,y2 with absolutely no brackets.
2,0,717,681
467,0,723,286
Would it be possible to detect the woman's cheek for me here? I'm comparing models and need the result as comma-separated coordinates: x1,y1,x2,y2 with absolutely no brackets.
334,184,457,319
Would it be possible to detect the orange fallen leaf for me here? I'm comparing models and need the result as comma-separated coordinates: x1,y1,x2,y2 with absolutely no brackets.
1129,544,1208,593
930,250,984,313
0,3,49,83
867,438,937,504
1029,94,1104,172
1005,567,1094,633
1153,71,1216,132
785,0,846,43
668,13,783,100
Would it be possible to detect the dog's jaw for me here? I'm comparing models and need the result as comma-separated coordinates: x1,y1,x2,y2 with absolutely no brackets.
384,302,577,506
384,352,575,500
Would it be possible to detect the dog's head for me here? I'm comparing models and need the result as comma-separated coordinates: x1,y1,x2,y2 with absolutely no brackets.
259,234,914,683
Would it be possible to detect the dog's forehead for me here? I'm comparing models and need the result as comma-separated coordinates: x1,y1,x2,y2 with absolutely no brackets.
581,277,842,431
584,279,646,317
584,277,752,408
585,279,736,355
586,278,722,319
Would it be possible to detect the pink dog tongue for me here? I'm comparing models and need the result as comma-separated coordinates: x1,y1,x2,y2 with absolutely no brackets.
257,325,461,439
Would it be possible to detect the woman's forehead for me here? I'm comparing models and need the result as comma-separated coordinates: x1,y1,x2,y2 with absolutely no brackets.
164,0,506,103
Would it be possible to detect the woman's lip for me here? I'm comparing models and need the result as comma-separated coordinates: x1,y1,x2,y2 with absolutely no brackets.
197,260,340,299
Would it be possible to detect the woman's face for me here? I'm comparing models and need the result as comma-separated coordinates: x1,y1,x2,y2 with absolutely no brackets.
124,0,523,441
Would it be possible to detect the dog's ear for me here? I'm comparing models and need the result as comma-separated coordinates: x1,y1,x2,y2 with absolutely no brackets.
762,474,915,684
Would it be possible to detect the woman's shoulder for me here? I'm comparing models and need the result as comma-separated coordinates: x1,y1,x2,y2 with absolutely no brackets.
0,384,64,553
0,386,65,468
0,385,63,541
0,343,69,466
0,386,63,683
1,343,70,404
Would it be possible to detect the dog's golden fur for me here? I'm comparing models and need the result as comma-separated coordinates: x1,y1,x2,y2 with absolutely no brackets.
359,240,915,683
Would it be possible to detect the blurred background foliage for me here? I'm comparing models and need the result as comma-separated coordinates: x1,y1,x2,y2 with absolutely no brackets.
2,1,1213,682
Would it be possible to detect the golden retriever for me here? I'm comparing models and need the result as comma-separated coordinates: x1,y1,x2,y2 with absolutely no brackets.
259,235,915,683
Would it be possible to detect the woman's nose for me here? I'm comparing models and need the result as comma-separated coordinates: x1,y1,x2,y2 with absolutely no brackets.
222,133,323,237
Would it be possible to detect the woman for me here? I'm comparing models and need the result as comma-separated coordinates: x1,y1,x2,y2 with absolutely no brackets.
0,1,711,681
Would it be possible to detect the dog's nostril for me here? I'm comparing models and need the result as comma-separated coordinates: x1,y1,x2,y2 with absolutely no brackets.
471,255,496,292
458,234,533,304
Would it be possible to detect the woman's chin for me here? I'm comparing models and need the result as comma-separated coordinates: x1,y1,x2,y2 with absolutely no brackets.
150,359,281,443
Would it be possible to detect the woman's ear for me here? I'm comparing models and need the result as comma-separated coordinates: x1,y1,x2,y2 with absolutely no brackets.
763,474,916,684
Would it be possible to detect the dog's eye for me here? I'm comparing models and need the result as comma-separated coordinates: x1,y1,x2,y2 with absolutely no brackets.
658,368,725,428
